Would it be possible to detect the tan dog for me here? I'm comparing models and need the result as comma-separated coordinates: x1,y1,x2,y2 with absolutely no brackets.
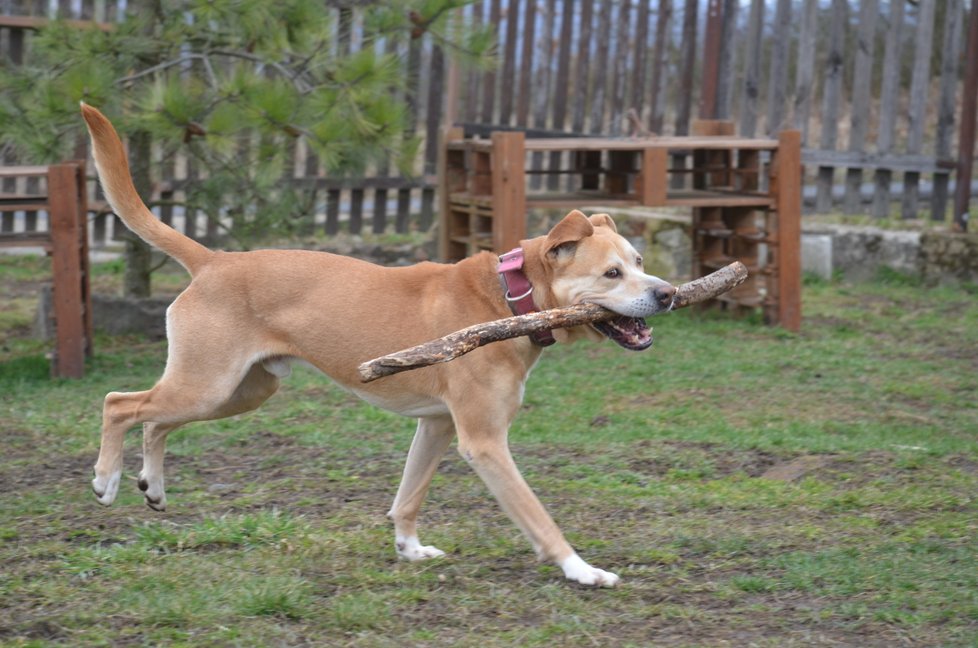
81,104,676,587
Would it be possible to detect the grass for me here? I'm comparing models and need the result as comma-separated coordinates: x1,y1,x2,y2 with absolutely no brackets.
0,256,976,646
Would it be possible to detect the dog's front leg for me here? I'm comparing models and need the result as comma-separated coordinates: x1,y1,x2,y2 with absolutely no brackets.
388,415,455,561
454,417,619,587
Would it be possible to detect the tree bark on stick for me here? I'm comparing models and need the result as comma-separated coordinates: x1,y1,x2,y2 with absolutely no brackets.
358,261,748,383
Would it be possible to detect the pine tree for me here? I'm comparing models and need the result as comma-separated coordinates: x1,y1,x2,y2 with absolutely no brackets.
0,0,490,297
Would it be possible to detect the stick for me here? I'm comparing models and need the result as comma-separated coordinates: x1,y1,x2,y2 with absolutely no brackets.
358,261,748,383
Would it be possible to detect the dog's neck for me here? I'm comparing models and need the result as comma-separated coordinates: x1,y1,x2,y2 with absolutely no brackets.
497,248,556,347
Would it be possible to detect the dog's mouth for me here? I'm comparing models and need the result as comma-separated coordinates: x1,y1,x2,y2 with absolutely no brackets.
591,316,653,351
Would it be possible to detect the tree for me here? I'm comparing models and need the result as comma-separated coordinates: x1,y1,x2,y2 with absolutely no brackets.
0,0,490,297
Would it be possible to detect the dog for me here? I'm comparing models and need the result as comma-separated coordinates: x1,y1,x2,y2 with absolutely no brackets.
81,103,676,587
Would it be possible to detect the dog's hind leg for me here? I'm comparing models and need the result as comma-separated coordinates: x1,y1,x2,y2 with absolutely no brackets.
93,356,281,507
134,363,281,511
388,415,455,561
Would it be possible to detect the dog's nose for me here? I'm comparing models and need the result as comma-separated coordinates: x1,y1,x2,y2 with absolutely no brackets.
653,285,677,307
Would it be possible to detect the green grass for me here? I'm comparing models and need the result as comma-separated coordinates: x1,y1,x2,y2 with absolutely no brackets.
0,267,976,646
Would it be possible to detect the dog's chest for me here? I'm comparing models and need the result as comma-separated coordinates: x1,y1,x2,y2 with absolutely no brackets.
350,388,450,418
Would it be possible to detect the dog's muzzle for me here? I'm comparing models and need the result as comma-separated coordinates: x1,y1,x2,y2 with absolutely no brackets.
590,284,676,351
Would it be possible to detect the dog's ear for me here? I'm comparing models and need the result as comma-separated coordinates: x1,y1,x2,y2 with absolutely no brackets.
545,210,594,258
588,213,617,233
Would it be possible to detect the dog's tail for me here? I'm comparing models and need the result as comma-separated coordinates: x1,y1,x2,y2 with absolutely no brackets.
80,103,212,275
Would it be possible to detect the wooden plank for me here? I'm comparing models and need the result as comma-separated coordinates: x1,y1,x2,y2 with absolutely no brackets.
490,132,526,253
672,0,698,189
76,161,93,359
395,188,412,234
800,150,951,174
630,0,651,119
648,0,672,134
954,0,978,231
438,126,466,260
766,0,792,134
931,0,964,223
570,0,594,133
47,164,86,378
716,0,738,120
792,0,818,141
325,189,341,235
529,0,557,190
738,0,765,137
546,0,575,190
608,0,632,134
699,0,723,119
423,43,445,176
605,151,633,196
496,0,520,126
349,188,364,234
872,0,906,218
843,0,878,214
519,136,778,152
775,131,802,332
516,0,537,127
0,233,52,247
901,0,937,220
589,0,613,133
638,148,668,206
480,0,502,123
464,2,483,123
815,0,847,213
0,165,48,177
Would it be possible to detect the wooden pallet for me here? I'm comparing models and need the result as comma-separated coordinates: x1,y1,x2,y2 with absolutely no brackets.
438,122,802,331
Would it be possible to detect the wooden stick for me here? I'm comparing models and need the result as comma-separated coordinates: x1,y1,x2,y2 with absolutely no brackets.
358,261,748,383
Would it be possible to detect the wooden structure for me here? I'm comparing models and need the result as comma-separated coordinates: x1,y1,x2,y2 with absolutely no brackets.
439,124,802,331
0,163,94,378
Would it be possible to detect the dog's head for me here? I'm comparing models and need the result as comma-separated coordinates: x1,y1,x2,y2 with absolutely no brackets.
523,210,676,350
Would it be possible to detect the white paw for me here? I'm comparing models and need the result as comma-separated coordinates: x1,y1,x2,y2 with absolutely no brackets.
92,469,122,506
137,472,167,511
395,535,446,561
560,553,620,587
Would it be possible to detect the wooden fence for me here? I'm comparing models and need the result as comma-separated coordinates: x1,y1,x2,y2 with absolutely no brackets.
457,0,975,226
2,0,976,247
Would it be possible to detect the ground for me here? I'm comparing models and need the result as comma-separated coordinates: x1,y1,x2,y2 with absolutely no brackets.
0,254,976,647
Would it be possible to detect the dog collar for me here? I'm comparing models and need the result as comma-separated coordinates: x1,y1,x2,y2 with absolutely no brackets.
497,248,556,347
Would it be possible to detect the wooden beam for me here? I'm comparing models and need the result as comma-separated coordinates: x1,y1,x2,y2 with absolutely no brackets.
490,132,526,253
47,164,87,378
775,131,802,332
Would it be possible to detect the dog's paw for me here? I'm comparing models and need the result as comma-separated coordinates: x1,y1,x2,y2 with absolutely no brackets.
560,553,620,587
137,473,167,512
92,469,122,506
395,535,446,562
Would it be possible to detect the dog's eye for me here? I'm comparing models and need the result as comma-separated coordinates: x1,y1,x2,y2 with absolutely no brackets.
636,256,643,267
604,268,621,279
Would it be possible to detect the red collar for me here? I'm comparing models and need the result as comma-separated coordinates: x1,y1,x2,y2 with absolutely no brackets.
497,248,556,347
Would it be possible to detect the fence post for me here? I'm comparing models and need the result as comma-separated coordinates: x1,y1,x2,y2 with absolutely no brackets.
490,131,526,253
775,131,802,333
47,162,90,378
954,0,978,232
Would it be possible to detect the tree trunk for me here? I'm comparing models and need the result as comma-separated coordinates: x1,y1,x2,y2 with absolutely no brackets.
124,130,153,298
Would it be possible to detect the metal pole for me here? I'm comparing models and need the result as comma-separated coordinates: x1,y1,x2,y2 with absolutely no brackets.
954,0,978,232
